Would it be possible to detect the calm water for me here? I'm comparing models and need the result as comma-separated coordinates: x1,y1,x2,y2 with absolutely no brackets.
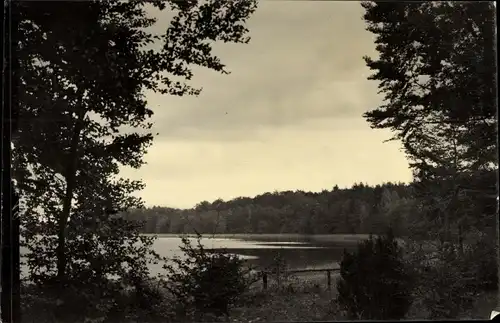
147,234,370,276
21,234,371,278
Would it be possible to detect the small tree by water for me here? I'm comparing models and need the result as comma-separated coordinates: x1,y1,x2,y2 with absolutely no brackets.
336,231,413,320
268,248,293,290
163,233,257,321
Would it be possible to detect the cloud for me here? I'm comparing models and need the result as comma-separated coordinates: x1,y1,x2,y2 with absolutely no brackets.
121,121,411,208
118,1,413,208
145,1,381,142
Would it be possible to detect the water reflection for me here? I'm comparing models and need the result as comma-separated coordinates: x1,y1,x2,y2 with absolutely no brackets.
152,235,363,271
21,234,367,278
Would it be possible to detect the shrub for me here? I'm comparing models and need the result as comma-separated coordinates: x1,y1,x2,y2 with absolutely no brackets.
403,240,482,319
336,230,414,320
163,233,257,321
21,213,170,323
22,277,169,323
424,244,479,318
464,235,498,291
265,249,298,291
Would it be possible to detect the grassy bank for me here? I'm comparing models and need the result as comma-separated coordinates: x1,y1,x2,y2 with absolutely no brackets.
22,234,496,322
21,273,496,322
230,286,342,322
248,268,497,320
237,276,497,321
233,279,496,322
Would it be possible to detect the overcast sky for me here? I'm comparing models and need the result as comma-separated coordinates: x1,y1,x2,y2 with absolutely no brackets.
120,1,413,209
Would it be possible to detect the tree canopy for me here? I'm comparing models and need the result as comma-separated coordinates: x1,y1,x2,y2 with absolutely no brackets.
15,0,257,293
361,1,497,244
123,182,421,237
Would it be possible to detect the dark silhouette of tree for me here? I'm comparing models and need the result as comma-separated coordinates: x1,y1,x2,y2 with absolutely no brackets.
337,230,414,320
127,182,417,236
15,0,257,320
361,1,498,316
361,1,496,245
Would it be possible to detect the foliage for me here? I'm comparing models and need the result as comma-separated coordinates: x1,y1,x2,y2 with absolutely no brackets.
361,0,497,242
403,240,478,319
265,249,299,291
124,182,417,236
403,233,498,320
361,1,496,171
336,231,414,320
21,277,168,323
162,233,257,321
463,235,498,292
15,0,257,320
361,4,497,318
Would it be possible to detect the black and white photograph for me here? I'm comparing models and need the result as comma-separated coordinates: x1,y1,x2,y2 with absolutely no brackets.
0,1,498,322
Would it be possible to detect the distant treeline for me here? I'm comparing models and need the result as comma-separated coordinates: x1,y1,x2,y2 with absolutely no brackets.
122,182,431,237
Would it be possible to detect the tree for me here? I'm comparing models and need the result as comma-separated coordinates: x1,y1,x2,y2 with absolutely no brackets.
354,199,370,233
336,231,414,320
195,201,212,213
15,0,257,310
362,1,496,168
163,234,255,321
361,1,496,242
361,1,498,314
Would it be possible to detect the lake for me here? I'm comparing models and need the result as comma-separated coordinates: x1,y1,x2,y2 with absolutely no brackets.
146,234,371,276
21,234,372,279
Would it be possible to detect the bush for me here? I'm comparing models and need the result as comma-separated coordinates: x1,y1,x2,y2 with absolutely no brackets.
464,236,498,292
163,233,257,321
22,277,169,323
21,214,168,323
403,239,488,319
336,230,414,320
265,249,298,291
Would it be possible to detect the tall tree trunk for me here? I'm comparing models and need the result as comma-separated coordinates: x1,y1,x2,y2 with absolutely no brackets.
1,2,21,320
56,112,85,284
496,195,500,311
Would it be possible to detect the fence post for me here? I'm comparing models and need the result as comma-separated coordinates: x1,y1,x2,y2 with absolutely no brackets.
262,272,268,290
327,270,331,291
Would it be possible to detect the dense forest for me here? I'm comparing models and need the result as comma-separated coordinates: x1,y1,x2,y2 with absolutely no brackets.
122,179,495,242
